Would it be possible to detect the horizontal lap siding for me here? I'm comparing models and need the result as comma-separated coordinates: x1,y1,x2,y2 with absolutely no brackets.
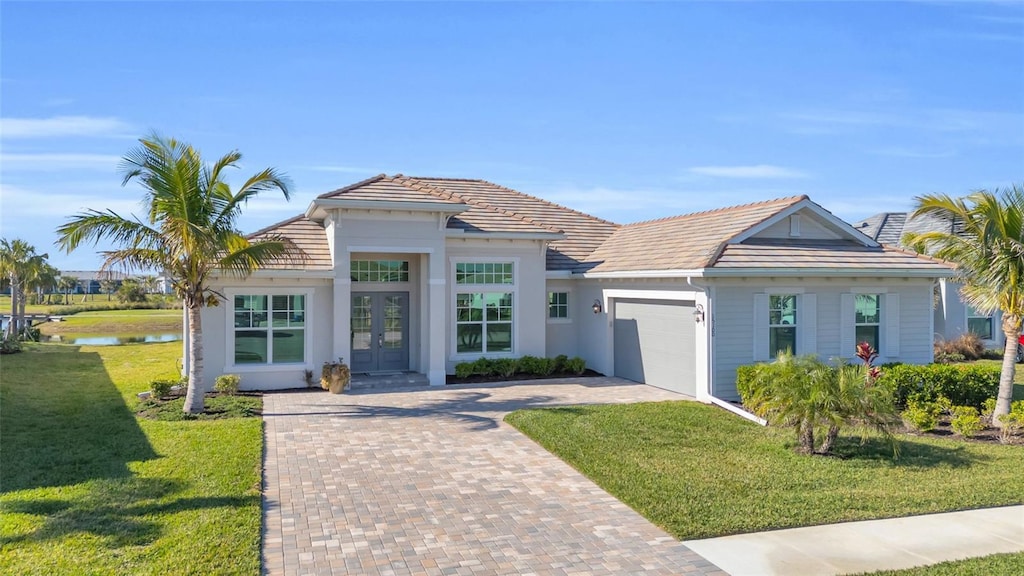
712,286,755,399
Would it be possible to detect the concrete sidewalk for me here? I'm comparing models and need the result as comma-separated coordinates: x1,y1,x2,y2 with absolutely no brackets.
684,505,1024,576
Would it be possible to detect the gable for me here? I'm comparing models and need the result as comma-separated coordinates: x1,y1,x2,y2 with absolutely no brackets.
745,208,846,241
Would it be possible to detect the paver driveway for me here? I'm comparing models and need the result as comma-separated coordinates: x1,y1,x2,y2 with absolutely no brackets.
262,378,727,575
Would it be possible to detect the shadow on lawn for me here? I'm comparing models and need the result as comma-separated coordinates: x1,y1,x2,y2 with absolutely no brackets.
0,476,258,548
831,436,986,468
0,346,157,493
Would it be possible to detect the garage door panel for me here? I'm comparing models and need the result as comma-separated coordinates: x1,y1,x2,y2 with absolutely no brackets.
613,299,696,396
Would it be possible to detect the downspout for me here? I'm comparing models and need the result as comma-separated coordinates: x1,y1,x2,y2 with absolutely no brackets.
687,276,766,426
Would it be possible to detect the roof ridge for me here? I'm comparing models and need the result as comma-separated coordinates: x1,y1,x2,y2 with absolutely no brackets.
246,214,310,239
397,175,564,234
470,179,621,228
623,194,809,228
317,173,388,199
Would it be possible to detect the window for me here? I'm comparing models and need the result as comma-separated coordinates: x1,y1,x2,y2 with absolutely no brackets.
351,260,409,282
456,262,513,285
855,294,881,350
233,294,305,364
768,294,797,358
548,291,569,319
456,293,513,353
967,305,994,340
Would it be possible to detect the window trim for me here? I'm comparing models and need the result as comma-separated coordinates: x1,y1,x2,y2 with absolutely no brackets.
350,259,410,283
224,287,315,372
547,290,571,324
768,293,798,358
449,257,519,359
854,293,883,351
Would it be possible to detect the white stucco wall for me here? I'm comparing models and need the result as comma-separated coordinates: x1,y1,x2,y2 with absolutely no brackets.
544,278,577,358
199,276,334,391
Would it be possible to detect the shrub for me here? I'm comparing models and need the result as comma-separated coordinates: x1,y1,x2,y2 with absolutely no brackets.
950,406,984,438
150,378,179,398
515,355,546,375
491,358,517,378
116,280,148,303
901,399,941,432
470,357,495,376
877,363,999,410
539,357,558,376
454,362,474,379
565,356,586,375
214,374,241,395
551,354,568,374
0,336,22,355
982,397,997,424
997,400,1024,443
934,332,985,361
932,351,965,365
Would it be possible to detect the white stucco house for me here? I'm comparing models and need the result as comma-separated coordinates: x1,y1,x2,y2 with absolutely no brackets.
189,174,952,404
853,212,1004,350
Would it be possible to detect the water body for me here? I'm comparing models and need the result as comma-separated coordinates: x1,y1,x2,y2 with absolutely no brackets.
47,333,182,346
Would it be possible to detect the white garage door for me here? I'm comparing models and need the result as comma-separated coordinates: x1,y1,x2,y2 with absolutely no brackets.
613,299,696,396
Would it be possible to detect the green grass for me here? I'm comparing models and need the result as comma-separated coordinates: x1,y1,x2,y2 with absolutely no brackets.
505,401,1024,540
137,394,262,421
0,343,262,575
39,309,182,336
859,552,1024,575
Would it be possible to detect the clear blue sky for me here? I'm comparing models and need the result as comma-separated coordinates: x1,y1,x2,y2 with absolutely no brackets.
2,1,1022,271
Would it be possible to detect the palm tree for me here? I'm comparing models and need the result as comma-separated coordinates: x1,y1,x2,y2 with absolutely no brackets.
0,239,44,339
57,134,292,413
907,185,1024,425
32,263,59,305
57,276,78,305
99,278,118,301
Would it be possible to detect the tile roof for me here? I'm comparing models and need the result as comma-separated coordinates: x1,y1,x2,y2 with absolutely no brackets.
247,215,333,270
584,196,807,273
712,239,952,273
853,212,963,248
319,174,619,271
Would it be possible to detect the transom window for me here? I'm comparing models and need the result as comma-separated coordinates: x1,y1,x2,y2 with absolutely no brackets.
768,294,797,358
456,262,513,285
548,292,569,319
855,294,881,350
456,293,513,353
351,260,409,282
234,294,305,364
967,305,994,340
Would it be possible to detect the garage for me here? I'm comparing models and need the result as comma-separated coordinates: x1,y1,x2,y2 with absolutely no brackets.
613,299,696,396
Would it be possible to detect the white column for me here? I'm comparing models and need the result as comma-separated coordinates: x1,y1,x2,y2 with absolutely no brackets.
333,249,351,365
427,253,447,386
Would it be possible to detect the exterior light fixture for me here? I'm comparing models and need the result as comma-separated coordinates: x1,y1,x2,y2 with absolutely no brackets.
693,303,705,324
592,299,603,314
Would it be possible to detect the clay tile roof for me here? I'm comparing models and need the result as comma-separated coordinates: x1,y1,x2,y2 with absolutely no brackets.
247,215,332,270
584,196,807,273
713,239,952,272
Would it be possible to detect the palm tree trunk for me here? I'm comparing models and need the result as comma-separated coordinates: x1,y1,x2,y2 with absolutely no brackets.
798,418,815,454
17,287,27,338
994,320,1020,427
183,302,205,414
8,277,19,338
819,425,841,454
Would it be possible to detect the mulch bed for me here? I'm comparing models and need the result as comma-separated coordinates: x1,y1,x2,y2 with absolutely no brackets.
905,416,1023,446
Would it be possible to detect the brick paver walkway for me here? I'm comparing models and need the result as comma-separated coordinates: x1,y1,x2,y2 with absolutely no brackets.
262,378,727,575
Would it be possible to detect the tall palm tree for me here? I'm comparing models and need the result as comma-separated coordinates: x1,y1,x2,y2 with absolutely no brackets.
906,185,1024,425
57,276,78,305
57,134,292,413
0,239,42,339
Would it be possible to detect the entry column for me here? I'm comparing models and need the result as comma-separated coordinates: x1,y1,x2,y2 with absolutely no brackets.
427,253,446,386
333,250,351,365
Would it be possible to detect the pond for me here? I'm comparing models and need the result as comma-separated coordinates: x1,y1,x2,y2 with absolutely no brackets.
46,333,182,346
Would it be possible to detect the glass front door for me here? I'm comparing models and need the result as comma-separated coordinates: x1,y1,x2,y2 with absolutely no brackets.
350,292,409,372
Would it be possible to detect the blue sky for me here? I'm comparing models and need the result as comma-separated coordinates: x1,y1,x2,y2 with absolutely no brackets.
2,1,1022,271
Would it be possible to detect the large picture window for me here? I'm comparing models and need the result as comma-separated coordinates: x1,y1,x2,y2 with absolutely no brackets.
967,305,994,340
456,293,513,353
234,294,305,364
768,294,797,358
855,294,881,350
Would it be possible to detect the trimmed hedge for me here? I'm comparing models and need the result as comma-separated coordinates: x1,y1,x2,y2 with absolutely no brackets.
737,362,1000,411
878,363,999,409
453,355,587,379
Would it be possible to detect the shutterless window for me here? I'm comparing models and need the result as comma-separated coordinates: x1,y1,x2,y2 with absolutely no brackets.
967,305,994,340
234,294,305,364
456,293,513,353
351,260,409,282
548,292,569,319
455,262,513,285
855,294,881,350
768,294,797,358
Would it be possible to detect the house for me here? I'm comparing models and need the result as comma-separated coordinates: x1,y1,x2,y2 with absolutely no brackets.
852,212,1004,349
58,270,131,295
192,174,952,403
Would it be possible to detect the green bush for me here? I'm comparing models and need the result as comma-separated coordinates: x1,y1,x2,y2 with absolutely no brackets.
950,406,984,438
877,363,999,409
491,358,517,378
551,354,568,374
214,374,241,395
997,400,1024,442
470,357,495,376
515,355,545,375
0,336,22,355
454,362,474,379
901,399,941,432
150,378,179,398
566,356,586,375
982,397,998,424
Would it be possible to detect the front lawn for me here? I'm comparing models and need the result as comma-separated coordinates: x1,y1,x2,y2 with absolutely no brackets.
0,343,262,575
505,401,1024,540
861,551,1024,575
